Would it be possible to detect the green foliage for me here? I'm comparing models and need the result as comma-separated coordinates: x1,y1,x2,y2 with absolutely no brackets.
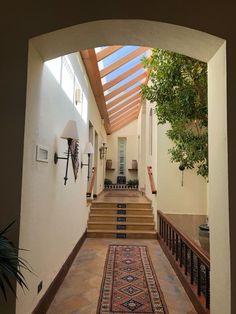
0,221,31,301
104,178,112,185
127,179,139,186
141,48,208,178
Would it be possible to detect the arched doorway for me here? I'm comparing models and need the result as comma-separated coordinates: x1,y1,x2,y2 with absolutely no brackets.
18,19,229,314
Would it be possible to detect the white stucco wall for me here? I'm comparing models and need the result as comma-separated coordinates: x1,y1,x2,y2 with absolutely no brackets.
16,44,106,314
137,100,207,226
208,42,230,314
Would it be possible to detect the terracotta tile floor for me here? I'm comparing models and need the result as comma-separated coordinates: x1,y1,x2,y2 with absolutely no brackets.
47,238,196,314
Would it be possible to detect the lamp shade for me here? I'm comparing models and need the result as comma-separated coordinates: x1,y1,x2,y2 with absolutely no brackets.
61,120,79,140
84,142,94,154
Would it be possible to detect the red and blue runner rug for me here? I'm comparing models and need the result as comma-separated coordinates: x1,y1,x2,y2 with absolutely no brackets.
97,245,169,313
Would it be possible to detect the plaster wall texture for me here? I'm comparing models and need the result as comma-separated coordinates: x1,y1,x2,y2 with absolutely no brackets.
16,44,106,314
208,42,230,314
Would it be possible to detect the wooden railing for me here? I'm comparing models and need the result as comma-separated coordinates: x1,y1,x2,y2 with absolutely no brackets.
86,167,97,198
147,166,157,194
157,210,210,314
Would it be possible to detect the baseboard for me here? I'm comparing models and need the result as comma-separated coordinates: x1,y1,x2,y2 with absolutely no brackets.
32,230,87,314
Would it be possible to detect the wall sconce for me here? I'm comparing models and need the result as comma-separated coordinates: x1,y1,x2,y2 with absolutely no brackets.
54,120,79,185
81,142,94,180
99,142,108,159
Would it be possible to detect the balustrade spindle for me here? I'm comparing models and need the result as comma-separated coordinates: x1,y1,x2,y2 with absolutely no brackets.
172,230,175,255
160,218,162,237
180,239,183,267
185,244,188,275
197,257,201,296
169,226,172,250
163,221,166,242
166,224,169,246
205,266,210,309
176,234,179,261
190,250,194,285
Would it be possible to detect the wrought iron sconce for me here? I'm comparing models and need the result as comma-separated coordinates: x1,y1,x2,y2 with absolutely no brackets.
99,142,108,159
81,142,94,180
54,120,79,185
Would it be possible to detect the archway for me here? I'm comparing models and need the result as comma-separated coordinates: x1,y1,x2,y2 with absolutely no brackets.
20,20,229,314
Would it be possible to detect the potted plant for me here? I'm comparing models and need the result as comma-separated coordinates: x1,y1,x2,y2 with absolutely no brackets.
0,221,31,301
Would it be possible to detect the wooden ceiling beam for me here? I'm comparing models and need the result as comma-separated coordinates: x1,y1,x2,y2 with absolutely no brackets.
100,47,149,78
108,97,140,116
110,105,139,122
110,114,138,133
103,63,143,91
106,85,140,110
96,46,123,62
105,72,146,102
110,110,138,126
80,49,111,134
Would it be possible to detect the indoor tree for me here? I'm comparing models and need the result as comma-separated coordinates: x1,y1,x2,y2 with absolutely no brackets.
141,48,208,178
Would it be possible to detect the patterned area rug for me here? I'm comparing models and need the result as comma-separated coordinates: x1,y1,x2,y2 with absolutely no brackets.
97,245,169,313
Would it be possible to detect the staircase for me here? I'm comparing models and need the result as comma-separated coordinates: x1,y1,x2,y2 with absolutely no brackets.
87,199,156,239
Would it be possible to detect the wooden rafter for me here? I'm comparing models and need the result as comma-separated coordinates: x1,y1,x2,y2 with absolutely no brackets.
106,85,140,110
96,46,122,62
108,97,140,116
100,47,148,78
105,72,147,102
111,114,138,133
80,49,111,134
102,63,143,91
110,110,138,126
110,105,139,123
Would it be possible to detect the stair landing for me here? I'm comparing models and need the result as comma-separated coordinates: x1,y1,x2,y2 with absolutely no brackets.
87,190,157,239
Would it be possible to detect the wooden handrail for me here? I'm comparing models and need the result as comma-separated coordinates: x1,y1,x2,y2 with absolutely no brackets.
158,210,210,267
157,210,210,313
147,166,157,194
87,167,97,197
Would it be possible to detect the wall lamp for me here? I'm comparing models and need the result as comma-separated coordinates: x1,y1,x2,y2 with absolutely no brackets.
54,120,79,185
99,142,108,159
81,142,94,180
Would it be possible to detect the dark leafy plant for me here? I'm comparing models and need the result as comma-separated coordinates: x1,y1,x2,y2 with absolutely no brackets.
0,221,31,301
104,178,112,185
141,48,208,178
127,179,139,186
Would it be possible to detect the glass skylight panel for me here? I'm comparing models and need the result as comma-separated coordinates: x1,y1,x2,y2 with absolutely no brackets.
104,68,145,95
101,54,146,84
98,46,138,70
106,82,141,105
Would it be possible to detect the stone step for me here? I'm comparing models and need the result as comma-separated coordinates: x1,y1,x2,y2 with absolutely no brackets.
91,202,151,209
87,229,157,239
88,221,155,231
90,208,153,215
89,214,154,223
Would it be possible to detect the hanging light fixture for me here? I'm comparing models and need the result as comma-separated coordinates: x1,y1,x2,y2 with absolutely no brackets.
54,120,79,185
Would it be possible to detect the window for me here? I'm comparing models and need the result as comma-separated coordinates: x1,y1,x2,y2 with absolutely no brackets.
118,138,126,175
45,57,62,83
44,54,87,122
149,108,153,155
61,56,74,103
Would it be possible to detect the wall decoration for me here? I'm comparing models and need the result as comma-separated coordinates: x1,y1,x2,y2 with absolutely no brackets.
69,139,80,180
36,145,49,163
